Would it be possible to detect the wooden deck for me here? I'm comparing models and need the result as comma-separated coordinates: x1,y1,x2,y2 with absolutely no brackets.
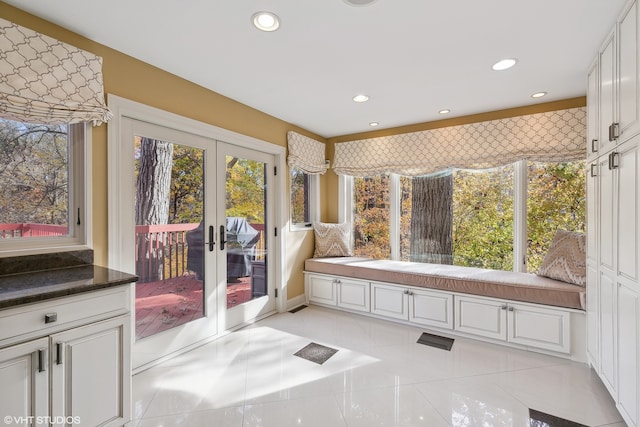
135,274,252,340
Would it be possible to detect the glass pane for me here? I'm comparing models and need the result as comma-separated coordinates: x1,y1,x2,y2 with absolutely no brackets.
452,166,514,270
400,166,514,270
225,156,267,309
134,137,204,340
353,175,390,259
526,161,586,271
0,118,70,239
291,168,310,225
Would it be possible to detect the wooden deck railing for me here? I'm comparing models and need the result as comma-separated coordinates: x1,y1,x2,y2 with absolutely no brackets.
135,222,265,283
0,223,67,238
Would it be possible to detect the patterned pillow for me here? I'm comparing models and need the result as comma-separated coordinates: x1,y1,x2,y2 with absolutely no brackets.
313,222,353,258
537,229,586,286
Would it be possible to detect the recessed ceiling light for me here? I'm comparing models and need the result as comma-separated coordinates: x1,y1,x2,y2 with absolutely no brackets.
531,91,547,98
439,109,451,115
252,11,280,32
353,94,369,103
369,122,379,127
491,58,518,71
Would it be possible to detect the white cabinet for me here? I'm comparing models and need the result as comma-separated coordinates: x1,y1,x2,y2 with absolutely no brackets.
587,60,600,160
305,273,369,313
51,316,130,427
0,287,131,427
336,277,370,312
306,274,337,306
588,2,640,422
370,282,453,329
0,338,48,425
455,295,570,354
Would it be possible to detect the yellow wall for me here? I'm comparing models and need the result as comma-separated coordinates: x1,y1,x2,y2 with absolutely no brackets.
1,3,321,299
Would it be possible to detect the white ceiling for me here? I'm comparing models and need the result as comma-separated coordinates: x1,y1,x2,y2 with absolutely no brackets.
3,0,627,138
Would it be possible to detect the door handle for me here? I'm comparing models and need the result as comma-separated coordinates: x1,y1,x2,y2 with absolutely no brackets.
207,225,215,252
220,225,227,250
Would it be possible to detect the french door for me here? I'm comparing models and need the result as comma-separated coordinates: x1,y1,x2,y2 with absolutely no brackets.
218,142,276,329
113,116,278,369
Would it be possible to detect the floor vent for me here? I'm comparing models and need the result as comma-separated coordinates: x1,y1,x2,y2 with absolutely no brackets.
416,332,454,351
294,342,338,365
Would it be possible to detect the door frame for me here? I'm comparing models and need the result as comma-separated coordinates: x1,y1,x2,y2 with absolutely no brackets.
107,95,287,370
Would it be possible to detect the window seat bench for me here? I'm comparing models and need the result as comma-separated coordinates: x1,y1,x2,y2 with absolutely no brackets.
304,257,586,361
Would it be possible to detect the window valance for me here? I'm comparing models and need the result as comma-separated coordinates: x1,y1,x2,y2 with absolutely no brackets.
333,107,586,177
287,131,328,175
0,18,112,125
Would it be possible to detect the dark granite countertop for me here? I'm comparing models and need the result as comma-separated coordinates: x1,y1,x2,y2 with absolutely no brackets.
0,251,138,309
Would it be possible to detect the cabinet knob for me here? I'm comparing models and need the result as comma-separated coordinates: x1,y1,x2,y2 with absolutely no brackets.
44,313,58,324
403,289,409,295
500,305,508,310
591,139,598,153
590,163,597,177
508,306,515,312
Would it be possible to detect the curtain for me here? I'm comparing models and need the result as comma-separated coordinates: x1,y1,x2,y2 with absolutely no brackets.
0,18,112,125
333,107,586,177
287,131,328,175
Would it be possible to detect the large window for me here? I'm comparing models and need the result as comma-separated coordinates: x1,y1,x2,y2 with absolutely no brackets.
348,160,585,272
0,118,86,254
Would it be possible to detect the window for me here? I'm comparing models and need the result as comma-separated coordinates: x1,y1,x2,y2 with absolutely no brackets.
353,175,391,259
344,160,585,272
290,167,318,230
0,118,87,254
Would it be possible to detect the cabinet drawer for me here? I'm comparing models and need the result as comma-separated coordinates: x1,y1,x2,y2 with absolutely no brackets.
0,286,130,346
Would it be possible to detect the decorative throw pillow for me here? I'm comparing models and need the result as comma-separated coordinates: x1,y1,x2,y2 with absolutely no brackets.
537,229,586,286
313,222,353,258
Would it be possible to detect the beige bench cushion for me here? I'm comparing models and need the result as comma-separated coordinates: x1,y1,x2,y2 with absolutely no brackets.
305,257,585,310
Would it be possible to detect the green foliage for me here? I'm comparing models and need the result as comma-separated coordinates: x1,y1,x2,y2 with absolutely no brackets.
225,156,265,223
452,166,515,270
291,169,308,224
169,145,204,223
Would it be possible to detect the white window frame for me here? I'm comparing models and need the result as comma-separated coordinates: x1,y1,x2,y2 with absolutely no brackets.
289,170,320,231
340,160,540,273
0,122,91,257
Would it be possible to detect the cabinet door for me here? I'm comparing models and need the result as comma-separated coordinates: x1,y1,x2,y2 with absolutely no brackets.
371,282,408,320
586,261,600,368
454,295,507,341
51,315,131,427
306,274,337,306
600,269,618,396
618,0,640,141
587,59,600,159
336,278,370,312
409,288,453,329
507,303,570,354
618,282,639,427
0,338,48,425
599,154,616,272
617,138,640,284
600,31,617,154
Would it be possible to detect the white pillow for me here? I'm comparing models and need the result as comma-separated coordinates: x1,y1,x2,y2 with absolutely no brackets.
537,229,586,286
313,222,353,258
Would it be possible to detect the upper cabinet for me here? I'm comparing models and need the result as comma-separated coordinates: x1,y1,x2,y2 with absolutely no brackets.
594,0,640,158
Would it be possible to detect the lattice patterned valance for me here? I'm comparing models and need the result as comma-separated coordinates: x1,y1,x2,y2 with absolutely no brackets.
333,107,586,177
0,18,112,125
287,131,328,175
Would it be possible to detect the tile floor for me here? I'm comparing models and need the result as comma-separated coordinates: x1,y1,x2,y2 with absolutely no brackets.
132,305,627,427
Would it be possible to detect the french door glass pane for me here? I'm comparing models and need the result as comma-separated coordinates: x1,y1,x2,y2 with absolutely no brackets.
134,136,205,340
225,155,267,309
